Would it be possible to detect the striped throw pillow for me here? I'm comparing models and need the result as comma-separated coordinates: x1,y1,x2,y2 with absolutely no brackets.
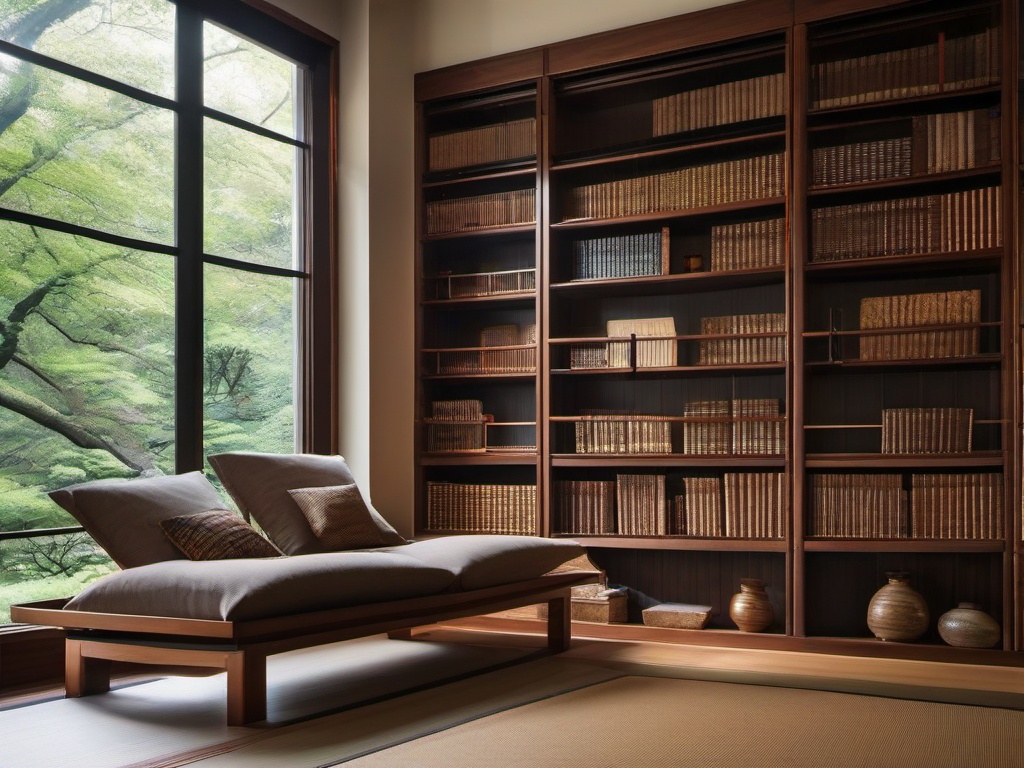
160,509,282,560
287,483,406,550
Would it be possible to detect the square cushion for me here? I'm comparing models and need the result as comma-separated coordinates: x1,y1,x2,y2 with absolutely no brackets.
160,509,282,560
49,472,227,569
377,535,587,591
288,483,406,550
209,452,396,555
63,551,457,621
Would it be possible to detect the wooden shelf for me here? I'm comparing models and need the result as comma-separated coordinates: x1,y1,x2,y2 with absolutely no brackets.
549,267,784,297
550,363,785,378
804,355,1002,371
422,163,537,188
804,248,1002,277
420,454,539,466
807,84,1002,122
552,455,787,468
422,223,536,241
422,372,537,381
551,129,785,173
552,197,786,230
559,535,787,552
804,539,1005,553
421,292,536,308
804,452,1004,469
807,165,1000,199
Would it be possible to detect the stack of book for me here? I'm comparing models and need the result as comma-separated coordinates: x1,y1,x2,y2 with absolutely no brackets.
571,228,669,280
568,342,609,370
555,480,616,534
426,188,535,234
811,108,1000,187
723,472,786,539
808,474,908,538
652,71,785,136
574,413,673,454
425,399,486,452
676,477,723,536
616,474,667,536
734,398,785,455
881,407,973,454
606,316,678,368
682,400,732,455
910,473,1002,539
563,152,784,221
859,289,981,360
810,29,1000,109
425,481,537,534
810,185,1002,261
429,267,536,300
428,117,537,171
479,323,536,373
698,313,786,365
710,218,785,271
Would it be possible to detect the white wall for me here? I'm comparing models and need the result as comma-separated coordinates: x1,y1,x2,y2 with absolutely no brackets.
265,0,737,533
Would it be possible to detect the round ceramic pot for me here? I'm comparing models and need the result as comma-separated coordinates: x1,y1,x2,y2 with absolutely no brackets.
937,602,1000,649
729,578,773,632
867,571,929,642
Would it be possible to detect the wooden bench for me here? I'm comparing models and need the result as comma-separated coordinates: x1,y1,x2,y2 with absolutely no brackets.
11,569,596,726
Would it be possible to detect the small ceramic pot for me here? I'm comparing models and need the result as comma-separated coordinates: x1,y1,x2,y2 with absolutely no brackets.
937,603,1000,649
729,578,773,632
867,571,929,642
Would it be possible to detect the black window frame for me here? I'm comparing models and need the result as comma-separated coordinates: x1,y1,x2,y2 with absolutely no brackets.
0,0,338,550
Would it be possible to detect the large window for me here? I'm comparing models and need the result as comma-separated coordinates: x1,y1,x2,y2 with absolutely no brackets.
0,0,336,621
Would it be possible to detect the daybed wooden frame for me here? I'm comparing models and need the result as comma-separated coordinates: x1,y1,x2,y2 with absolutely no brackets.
11,570,597,726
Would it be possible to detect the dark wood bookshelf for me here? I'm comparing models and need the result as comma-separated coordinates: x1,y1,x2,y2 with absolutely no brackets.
415,0,1022,664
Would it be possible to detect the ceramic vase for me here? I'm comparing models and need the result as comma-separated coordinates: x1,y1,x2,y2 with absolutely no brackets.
937,603,1000,648
729,578,773,632
867,571,929,642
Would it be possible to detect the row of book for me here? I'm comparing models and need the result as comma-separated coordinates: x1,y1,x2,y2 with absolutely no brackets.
810,29,1000,110
432,323,537,375
881,407,973,454
859,289,981,361
428,267,536,300
677,473,786,539
807,473,1002,539
574,414,673,455
425,481,537,534
698,313,786,365
567,316,678,370
562,152,785,221
811,109,1000,188
425,399,487,453
682,399,785,456
553,473,785,539
710,218,786,272
571,228,669,281
428,117,537,172
652,71,785,136
810,185,1002,261
426,188,535,235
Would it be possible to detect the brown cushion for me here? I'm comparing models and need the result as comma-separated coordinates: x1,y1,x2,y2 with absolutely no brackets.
160,509,282,560
287,483,406,550
208,452,395,555
48,472,227,568
64,552,457,621
378,535,587,591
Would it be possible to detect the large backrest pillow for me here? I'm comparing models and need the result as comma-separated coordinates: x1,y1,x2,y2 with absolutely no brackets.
49,471,227,568
208,452,405,555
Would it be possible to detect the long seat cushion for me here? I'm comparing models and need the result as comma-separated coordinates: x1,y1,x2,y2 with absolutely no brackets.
379,535,586,591
63,552,457,622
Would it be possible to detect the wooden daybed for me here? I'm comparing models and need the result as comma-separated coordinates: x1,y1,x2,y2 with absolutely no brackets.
12,569,596,726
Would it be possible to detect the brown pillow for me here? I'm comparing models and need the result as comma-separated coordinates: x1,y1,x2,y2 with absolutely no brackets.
287,483,406,550
160,509,282,561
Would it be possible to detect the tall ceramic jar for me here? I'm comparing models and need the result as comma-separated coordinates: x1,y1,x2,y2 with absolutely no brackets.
937,603,1000,648
867,571,929,642
729,578,773,632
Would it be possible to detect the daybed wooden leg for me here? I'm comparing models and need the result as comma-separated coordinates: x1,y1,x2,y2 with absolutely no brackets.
65,639,111,697
225,650,267,726
387,628,415,640
547,592,572,652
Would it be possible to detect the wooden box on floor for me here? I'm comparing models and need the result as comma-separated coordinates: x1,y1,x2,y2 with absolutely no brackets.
642,603,714,630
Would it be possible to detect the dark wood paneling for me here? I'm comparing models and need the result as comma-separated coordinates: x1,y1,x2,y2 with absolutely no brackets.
416,49,545,103
546,0,794,76
795,0,920,24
